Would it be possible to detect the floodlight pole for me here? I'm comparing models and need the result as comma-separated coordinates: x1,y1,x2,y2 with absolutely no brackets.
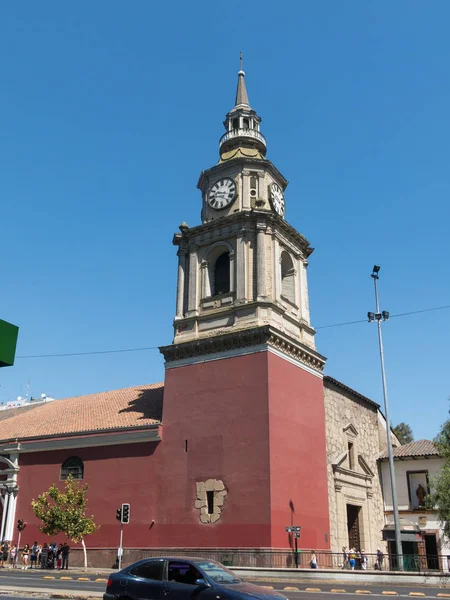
370,267,403,571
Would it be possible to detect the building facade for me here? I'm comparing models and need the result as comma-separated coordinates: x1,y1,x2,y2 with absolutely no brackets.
380,440,450,570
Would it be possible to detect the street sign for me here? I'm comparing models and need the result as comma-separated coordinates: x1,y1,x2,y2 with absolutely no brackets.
285,525,301,534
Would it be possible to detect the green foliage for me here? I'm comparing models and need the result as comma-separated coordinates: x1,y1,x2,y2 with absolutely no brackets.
426,415,450,536
392,422,414,445
31,475,98,543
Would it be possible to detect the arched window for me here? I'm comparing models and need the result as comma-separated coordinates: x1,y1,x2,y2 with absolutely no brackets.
280,251,296,304
61,456,84,480
232,118,239,130
214,252,230,295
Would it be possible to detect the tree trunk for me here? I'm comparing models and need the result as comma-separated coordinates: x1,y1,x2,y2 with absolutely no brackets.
81,537,87,572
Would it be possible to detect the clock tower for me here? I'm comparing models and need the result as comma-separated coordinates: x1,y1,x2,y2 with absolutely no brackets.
159,60,331,551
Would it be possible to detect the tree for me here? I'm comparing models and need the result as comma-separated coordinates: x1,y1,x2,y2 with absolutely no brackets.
31,475,98,570
392,422,414,445
427,416,450,536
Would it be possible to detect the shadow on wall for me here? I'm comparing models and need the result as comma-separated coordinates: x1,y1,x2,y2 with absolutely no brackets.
118,387,164,422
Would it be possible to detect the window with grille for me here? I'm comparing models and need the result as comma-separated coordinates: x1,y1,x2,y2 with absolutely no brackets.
61,456,84,480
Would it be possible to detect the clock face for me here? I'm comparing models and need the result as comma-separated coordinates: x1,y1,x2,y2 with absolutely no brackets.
270,182,285,216
208,178,237,210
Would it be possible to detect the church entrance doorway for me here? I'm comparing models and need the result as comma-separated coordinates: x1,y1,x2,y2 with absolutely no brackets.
425,534,438,570
347,504,361,550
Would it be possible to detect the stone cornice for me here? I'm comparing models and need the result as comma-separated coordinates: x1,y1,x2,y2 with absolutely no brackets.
160,325,326,373
174,211,312,257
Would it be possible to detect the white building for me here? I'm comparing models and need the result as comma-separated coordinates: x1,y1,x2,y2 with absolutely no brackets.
380,439,450,570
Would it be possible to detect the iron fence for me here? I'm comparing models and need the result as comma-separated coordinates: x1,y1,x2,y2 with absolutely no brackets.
121,549,450,573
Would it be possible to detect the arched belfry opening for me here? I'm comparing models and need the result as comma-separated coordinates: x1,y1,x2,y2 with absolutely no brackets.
213,252,230,295
281,251,296,304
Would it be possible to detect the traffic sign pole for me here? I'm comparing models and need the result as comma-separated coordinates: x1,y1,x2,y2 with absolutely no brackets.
118,522,124,570
285,525,301,568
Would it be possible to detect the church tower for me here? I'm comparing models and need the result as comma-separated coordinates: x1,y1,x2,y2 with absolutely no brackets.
159,60,330,551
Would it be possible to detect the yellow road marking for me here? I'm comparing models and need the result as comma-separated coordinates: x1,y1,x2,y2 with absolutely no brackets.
305,589,321,593
78,577,91,581
262,586,274,589
284,587,300,592
382,593,398,596
331,590,347,594
95,578,108,582
355,591,372,595
409,594,425,597
437,595,450,598
43,576,55,579
59,576,73,580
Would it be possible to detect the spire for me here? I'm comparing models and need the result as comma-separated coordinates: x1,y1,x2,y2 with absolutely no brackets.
235,52,250,108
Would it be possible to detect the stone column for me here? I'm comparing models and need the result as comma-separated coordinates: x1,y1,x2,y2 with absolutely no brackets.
236,231,247,303
256,223,267,300
273,238,281,302
229,252,236,293
0,490,9,541
175,249,187,318
201,260,209,299
5,490,17,541
301,261,311,323
187,249,199,315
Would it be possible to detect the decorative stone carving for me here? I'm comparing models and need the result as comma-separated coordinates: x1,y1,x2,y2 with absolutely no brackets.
195,479,228,524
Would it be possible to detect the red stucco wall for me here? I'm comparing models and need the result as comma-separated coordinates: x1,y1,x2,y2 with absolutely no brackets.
267,353,331,550
15,442,160,549
158,351,271,547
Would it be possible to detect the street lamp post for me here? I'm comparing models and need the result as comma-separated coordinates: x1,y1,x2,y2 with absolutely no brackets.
368,265,403,571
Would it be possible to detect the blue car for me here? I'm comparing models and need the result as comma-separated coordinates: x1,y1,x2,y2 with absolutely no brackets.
104,557,288,600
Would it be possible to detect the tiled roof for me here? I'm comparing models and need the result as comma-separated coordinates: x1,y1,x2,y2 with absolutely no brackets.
380,439,439,460
0,384,163,442
0,404,41,422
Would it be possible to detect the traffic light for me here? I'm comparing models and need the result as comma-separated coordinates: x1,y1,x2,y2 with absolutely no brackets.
17,519,26,532
116,508,122,521
121,503,130,524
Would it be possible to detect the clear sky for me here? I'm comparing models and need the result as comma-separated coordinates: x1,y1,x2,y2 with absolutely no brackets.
1,1,449,441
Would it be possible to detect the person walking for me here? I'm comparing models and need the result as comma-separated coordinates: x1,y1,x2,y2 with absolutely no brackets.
376,548,384,571
310,550,318,569
61,543,70,570
361,549,367,570
22,544,30,569
341,546,348,569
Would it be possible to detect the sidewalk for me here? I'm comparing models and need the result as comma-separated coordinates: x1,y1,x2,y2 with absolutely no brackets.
232,566,450,587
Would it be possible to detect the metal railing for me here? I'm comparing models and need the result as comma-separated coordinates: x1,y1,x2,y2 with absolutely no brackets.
118,549,450,573
219,128,266,149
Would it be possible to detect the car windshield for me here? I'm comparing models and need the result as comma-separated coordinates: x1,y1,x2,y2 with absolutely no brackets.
194,560,241,584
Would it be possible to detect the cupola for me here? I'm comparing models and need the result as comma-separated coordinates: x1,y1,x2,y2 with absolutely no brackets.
219,54,267,160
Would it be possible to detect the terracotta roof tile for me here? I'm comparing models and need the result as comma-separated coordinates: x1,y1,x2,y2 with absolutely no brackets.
380,439,439,460
0,384,163,442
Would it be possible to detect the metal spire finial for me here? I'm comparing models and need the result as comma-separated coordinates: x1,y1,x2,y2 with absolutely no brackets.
240,51,243,71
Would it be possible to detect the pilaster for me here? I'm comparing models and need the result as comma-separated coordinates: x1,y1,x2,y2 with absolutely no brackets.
256,222,267,300
236,229,247,303
187,248,199,316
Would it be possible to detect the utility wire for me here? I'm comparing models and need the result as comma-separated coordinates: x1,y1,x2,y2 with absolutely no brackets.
16,303,450,360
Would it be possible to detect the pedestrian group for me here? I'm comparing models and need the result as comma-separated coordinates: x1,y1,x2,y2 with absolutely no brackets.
0,540,70,569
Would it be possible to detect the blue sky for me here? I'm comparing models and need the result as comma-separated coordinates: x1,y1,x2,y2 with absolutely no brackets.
1,1,449,440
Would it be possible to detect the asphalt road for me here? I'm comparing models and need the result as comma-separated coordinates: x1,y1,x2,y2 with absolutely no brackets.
0,570,450,599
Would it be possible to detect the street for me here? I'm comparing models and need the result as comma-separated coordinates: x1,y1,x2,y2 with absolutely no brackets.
0,569,450,600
